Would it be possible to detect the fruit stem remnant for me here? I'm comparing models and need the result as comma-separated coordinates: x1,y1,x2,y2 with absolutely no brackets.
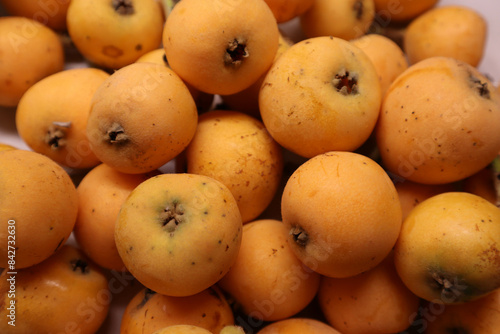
469,74,490,99
45,121,71,150
290,226,308,247
112,0,135,15
333,69,359,95
225,38,249,67
70,258,89,274
161,201,185,234
106,122,129,144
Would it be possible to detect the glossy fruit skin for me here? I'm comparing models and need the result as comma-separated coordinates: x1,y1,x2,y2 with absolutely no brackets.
120,286,234,334
0,149,78,269
115,173,243,297
66,0,164,69
281,151,402,278
163,0,280,95
394,192,500,304
0,16,64,107
16,67,109,169
0,245,110,334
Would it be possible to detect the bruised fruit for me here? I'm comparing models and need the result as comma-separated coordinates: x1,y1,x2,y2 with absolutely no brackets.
300,0,375,40
218,219,321,321
376,57,500,184
259,36,382,158
394,192,500,304
0,149,78,269
0,16,64,107
86,62,198,174
74,163,158,271
66,0,164,69
163,0,280,95
404,6,487,67
0,245,110,333
115,173,243,297
16,67,109,169
281,151,402,278
318,252,420,334
185,110,283,223
120,286,234,333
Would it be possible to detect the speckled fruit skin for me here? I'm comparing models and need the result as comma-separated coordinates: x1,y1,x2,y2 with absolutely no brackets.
120,286,234,334
185,110,283,223
281,151,402,279
376,57,500,184
259,36,382,158
0,245,110,334
115,173,243,297
394,192,500,304
0,149,78,269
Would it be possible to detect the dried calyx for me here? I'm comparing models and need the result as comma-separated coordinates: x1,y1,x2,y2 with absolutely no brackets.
353,0,364,20
106,122,129,144
290,226,308,247
71,258,90,274
45,121,71,150
161,201,185,233
225,38,249,67
469,75,490,98
113,0,135,15
333,69,359,95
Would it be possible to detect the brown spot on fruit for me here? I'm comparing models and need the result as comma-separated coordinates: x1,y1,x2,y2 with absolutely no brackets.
102,45,124,58
353,0,364,19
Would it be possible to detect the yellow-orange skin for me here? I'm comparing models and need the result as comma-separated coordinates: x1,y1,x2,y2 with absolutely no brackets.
394,192,500,304
300,0,375,40
0,149,78,269
74,163,158,272
259,36,382,158
0,245,109,333
218,219,321,321
87,62,198,174
163,0,280,95
0,143,16,152
0,0,70,31
404,6,487,67
67,0,164,69
115,173,243,297
463,167,497,205
151,325,212,334
0,16,64,107
120,286,234,334
425,287,500,334
221,32,292,118
186,110,283,223
351,33,409,96
395,180,456,222
376,57,500,184
281,151,402,278
318,253,420,334
373,0,439,22
16,68,109,169
135,48,214,112
257,318,341,334
264,0,315,23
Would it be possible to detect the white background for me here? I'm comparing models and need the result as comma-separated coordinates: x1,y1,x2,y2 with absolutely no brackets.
1,1,499,333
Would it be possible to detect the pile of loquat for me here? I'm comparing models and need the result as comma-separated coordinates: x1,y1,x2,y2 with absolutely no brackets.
1,0,500,333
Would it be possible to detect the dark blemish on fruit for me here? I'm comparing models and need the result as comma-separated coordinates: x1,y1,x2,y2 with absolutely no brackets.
102,45,124,58
162,53,169,66
106,122,129,145
225,38,248,67
291,226,308,247
137,288,156,309
225,245,229,251
333,69,359,95
113,0,135,15
191,261,195,265
49,226,53,231
45,122,71,150
71,258,90,274
202,313,206,318
135,44,142,51
161,200,185,234
469,75,490,99
353,0,364,19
